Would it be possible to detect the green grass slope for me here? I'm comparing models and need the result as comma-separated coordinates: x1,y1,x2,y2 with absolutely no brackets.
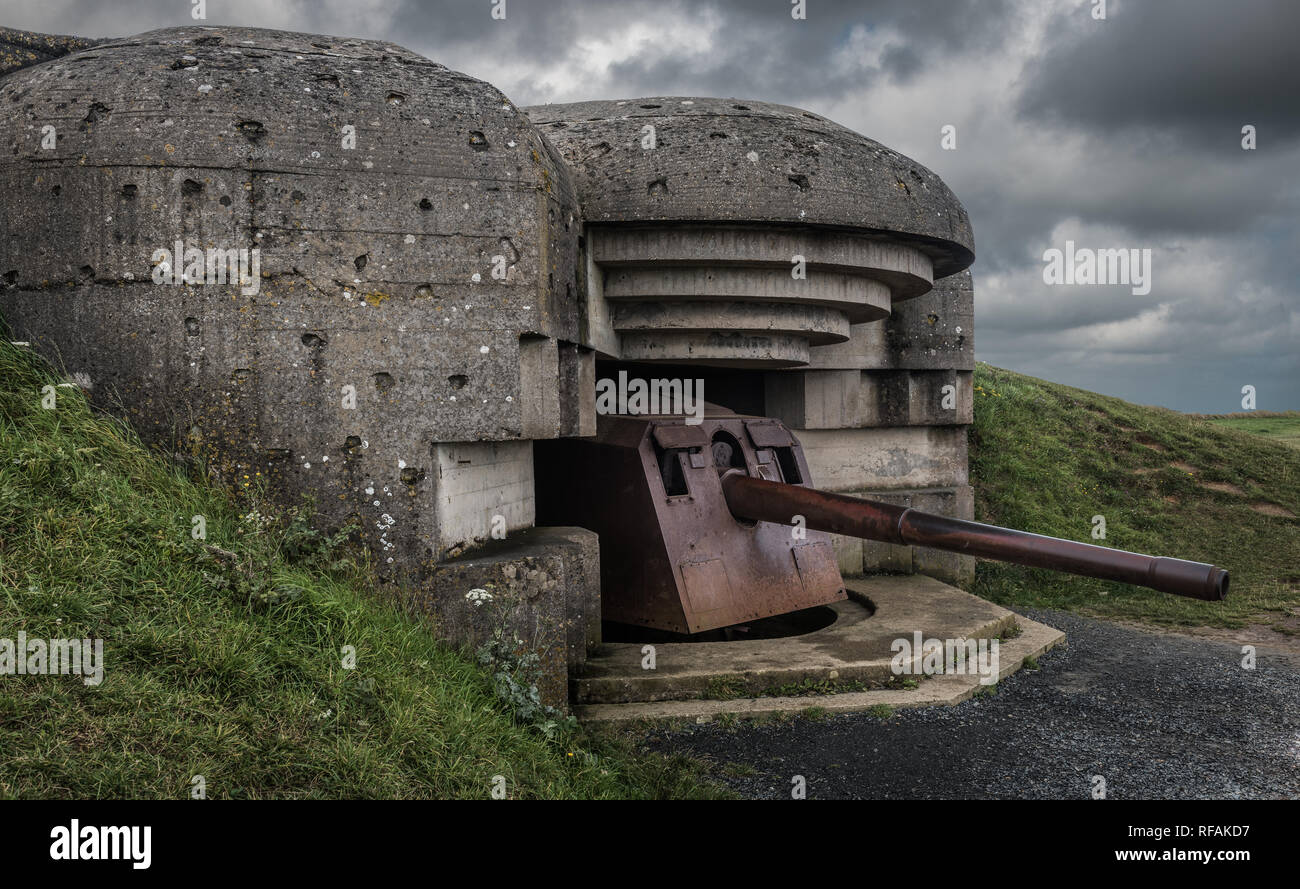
970,364,1300,628
0,341,719,799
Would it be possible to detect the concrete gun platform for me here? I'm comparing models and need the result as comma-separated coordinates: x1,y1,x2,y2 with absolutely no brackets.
575,574,1064,724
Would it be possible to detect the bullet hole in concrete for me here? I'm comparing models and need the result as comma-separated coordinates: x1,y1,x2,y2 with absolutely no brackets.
926,313,939,326
182,178,203,196
82,102,110,125
301,332,327,349
732,104,750,111
185,317,200,336
121,183,137,199
418,197,432,211
468,131,488,151
237,120,265,140
448,374,468,390
169,57,197,70
400,466,424,485
290,190,305,202
315,73,340,87
788,174,810,191
232,368,254,381
78,265,95,281
386,92,405,105
373,372,394,391
353,254,370,275
193,36,223,46
51,185,61,196
910,169,924,184
343,435,362,453
498,236,518,263
647,177,668,196
2,271,17,285
415,284,435,298
594,140,612,155
709,132,728,139
639,103,661,109
219,195,231,206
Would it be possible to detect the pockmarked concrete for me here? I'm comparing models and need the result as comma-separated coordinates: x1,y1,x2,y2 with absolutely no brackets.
649,609,1300,799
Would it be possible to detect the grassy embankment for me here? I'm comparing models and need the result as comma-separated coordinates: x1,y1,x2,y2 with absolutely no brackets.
0,339,721,799
969,364,1300,630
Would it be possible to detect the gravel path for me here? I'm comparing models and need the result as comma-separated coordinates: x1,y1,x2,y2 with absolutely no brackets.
648,610,1300,799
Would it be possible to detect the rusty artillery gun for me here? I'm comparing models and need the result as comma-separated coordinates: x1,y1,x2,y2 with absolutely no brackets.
535,410,1228,635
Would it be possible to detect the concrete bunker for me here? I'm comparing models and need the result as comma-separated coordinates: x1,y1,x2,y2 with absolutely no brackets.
0,26,1227,716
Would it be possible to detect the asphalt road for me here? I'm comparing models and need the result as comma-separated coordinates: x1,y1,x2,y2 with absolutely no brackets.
648,609,1300,799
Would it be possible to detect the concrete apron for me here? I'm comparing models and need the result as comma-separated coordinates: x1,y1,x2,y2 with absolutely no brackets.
574,574,1064,725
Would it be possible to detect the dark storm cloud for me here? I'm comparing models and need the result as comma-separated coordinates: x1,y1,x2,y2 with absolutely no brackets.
555,0,1018,103
1018,0,1300,143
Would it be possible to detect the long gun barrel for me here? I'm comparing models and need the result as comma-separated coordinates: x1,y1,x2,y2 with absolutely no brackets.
720,471,1229,602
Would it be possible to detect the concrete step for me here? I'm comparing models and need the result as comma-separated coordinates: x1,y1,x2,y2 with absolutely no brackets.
573,574,1047,707
575,613,1064,725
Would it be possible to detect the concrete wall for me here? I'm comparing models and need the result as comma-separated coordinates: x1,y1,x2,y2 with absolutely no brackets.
0,25,604,706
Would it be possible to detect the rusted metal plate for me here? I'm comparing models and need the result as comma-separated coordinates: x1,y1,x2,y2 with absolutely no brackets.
535,411,847,634
793,542,841,593
653,424,709,450
745,419,794,448
680,559,734,618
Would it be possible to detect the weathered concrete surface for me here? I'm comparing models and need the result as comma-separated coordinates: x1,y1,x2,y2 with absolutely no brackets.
525,97,974,276
765,368,973,429
795,425,969,492
845,485,977,585
405,526,601,709
574,575,1063,722
0,25,592,575
0,26,99,75
808,268,975,371
584,223,932,368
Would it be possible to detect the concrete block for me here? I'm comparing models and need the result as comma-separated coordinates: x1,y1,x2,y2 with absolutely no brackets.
765,368,972,428
835,485,976,586
795,425,970,492
408,526,601,710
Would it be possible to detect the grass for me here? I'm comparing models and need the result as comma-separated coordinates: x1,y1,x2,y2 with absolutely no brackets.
0,339,722,799
969,363,1300,629
1198,412,1300,449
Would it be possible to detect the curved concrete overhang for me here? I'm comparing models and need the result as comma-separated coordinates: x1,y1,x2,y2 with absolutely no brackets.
526,97,974,368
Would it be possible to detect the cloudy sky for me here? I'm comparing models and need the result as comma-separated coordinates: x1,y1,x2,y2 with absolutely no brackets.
7,0,1297,412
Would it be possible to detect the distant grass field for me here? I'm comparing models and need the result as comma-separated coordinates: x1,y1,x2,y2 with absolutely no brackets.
0,339,721,799
969,364,1300,630
1199,412,1300,449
